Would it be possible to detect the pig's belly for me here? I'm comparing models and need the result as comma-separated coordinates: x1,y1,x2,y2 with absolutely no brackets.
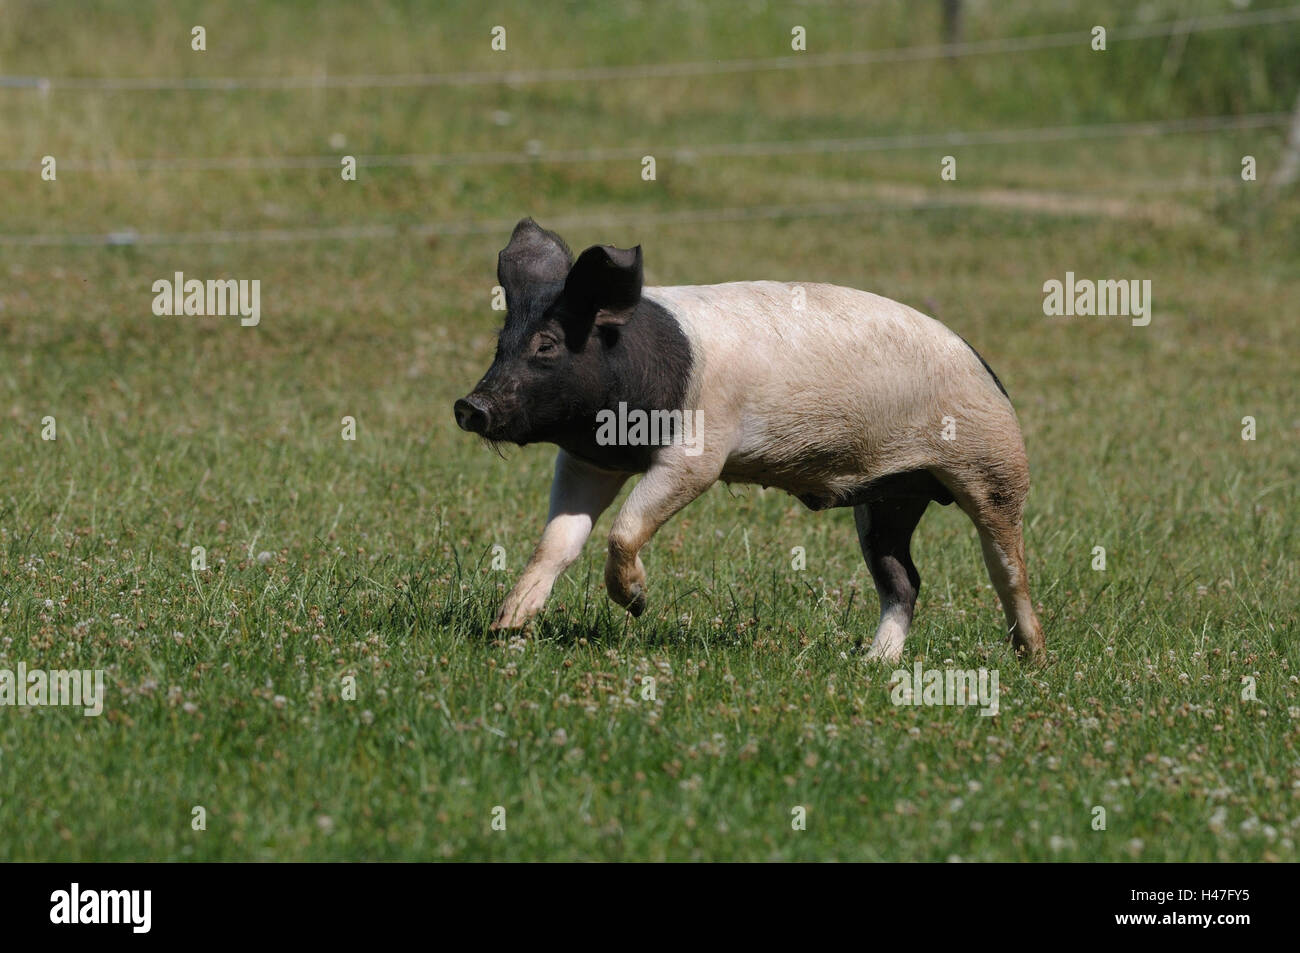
717,428,955,512
720,460,954,511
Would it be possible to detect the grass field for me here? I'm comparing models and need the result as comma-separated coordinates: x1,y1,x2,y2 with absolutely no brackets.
1,0,1297,861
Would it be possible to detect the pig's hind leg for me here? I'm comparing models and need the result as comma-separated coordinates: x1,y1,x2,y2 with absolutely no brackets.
972,505,1044,660
853,495,931,663
942,460,1045,661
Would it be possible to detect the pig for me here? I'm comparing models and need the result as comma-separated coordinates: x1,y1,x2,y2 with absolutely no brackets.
454,219,1045,661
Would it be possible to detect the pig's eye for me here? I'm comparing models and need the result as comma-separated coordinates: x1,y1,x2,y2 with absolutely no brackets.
534,339,559,357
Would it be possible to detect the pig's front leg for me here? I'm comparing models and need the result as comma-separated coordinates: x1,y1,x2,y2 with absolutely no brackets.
605,451,722,616
492,450,629,630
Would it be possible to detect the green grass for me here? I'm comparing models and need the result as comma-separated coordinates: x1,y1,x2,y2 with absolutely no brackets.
0,0,1297,861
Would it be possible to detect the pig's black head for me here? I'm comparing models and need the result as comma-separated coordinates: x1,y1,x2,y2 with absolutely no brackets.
455,218,687,465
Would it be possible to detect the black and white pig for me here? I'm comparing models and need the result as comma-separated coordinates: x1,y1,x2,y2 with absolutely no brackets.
454,219,1045,661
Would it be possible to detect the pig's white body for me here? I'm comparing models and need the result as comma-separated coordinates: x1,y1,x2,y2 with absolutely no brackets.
646,281,1027,512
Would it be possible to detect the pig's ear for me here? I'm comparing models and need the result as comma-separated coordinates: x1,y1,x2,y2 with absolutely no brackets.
560,244,643,342
497,218,573,304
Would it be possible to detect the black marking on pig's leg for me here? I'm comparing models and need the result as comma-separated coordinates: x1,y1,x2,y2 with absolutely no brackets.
853,495,930,660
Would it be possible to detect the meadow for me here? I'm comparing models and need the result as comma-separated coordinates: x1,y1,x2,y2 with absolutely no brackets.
0,0,1296,861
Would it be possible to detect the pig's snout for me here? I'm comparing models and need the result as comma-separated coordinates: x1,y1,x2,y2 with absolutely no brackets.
454,395,492,435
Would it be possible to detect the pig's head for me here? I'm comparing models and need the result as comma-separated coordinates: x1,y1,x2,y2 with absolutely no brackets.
454,218,659,451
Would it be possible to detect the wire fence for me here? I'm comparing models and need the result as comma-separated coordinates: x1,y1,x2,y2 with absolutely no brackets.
0,112,1286,173
0,177,1253,247
1,7,1289,246
1,7,1296,91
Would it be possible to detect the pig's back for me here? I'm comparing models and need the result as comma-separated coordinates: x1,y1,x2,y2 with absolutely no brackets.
644,281,998,407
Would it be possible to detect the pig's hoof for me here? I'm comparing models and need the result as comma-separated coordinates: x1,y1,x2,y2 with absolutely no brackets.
1014,642,1047,666
862,619,907,663
490,612,528,633
863,641,904,664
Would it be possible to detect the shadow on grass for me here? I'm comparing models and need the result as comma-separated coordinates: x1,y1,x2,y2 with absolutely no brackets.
409,568,772,653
